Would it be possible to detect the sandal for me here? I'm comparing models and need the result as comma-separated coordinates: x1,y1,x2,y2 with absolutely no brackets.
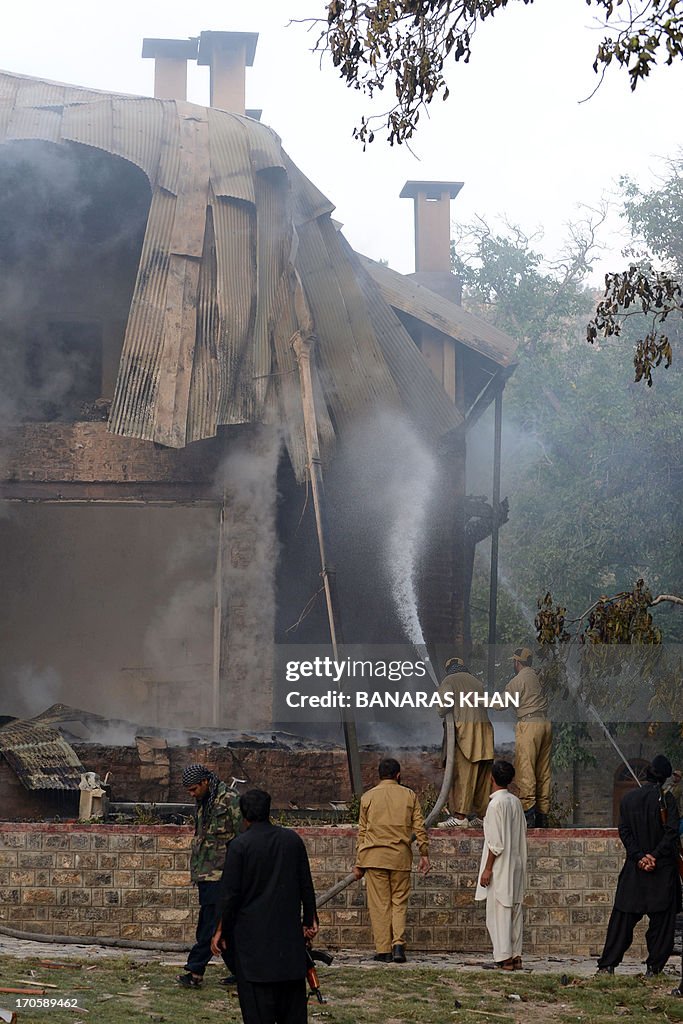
495,958,516,971
176,973,202,988
512,957,523,970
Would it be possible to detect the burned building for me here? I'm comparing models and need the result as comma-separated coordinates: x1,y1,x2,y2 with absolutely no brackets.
0,32,516,744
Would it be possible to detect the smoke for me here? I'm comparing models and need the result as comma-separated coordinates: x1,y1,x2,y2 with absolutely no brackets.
210,425,282,729
0,139,149,434
9,665,62,720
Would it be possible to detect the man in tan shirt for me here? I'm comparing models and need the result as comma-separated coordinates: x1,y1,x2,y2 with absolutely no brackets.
505,647,552,828
437,657,494,827
353,758,430,963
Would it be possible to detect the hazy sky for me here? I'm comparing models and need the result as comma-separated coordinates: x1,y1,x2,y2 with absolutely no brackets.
1,0,680,281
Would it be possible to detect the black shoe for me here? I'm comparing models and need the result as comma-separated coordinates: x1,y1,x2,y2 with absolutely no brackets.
596,966,614,975
176,972,202,988
373,952,393,962
392,943,407,963
535,812,549,829
219,975,237,986
645,966,662,977
671,986,683,997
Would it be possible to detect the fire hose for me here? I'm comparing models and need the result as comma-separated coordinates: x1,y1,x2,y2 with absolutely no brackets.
315,715,456,910
0,921,189,951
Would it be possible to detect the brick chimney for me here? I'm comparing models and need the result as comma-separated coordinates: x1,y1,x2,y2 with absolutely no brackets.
400,180,463,303
141,38,199,101
197,31,258,114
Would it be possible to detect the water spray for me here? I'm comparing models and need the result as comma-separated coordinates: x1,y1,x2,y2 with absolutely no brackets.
497,573,642,788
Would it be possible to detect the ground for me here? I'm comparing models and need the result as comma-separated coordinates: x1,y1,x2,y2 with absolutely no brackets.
1,941,683,1024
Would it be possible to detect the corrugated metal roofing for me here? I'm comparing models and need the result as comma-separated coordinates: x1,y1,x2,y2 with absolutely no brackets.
0,718,85,791
358,254,517,368
0,69,482,479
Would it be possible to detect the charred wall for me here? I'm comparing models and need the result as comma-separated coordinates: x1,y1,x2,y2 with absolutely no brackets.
0,423,280,732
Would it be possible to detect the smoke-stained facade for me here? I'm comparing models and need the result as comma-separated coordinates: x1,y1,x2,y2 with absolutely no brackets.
0,66,516,736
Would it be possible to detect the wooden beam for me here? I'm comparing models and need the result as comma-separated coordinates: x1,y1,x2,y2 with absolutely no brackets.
0,481,220,504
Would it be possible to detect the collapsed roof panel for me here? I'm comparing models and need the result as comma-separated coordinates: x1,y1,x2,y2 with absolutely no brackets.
0,719,85,791
0,70,472,479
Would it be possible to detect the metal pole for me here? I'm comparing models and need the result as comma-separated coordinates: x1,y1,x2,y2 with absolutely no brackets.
487,387,503,689
292,331,363,797
212,499,226,726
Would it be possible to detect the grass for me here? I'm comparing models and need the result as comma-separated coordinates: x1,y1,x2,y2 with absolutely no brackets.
1,957,683,1024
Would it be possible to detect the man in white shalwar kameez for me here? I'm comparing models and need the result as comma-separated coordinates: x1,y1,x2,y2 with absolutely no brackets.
475,760,527,969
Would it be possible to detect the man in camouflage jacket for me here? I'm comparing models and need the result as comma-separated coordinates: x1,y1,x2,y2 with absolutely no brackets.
177,764,238,988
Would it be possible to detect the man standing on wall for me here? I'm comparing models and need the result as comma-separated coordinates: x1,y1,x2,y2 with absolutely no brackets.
353,758,430,964
177,763,236,988
597,754,681,976
436,657,494,827
212,788,318,1024
505,647,552,828
475,759,527,970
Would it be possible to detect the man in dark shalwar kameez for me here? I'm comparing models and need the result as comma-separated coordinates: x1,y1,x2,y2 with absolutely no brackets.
597,754,681,976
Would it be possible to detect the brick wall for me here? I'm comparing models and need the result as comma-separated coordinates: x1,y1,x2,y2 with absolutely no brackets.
0,823,645,956
72,745,445,808
0,422,227,484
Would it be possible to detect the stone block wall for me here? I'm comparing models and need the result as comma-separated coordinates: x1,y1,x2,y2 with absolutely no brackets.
0,823,646,957
0,824,193,942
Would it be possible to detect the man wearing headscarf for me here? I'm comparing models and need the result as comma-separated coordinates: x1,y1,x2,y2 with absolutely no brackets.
597,754,681,976
436,657,494,827
177,764,237,988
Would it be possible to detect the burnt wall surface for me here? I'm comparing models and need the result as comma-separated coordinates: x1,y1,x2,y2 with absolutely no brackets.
76,740,654,827
2,738,646,827
0,423,278,732
0,422,228,488
78,745,445,809
0,746,444,819
0,823,644,957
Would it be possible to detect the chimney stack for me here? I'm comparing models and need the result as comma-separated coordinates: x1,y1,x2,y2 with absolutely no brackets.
141,38,199,101
400,180,463,303
197,31,258,114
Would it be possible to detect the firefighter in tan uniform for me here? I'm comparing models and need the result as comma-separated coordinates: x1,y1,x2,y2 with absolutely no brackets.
436,657,494,826
353,758,430,963
505,647,552,829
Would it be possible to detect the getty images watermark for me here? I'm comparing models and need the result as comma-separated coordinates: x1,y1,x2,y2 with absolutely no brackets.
283,657,520,710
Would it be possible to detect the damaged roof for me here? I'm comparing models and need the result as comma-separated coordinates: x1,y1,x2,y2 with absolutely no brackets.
358,255,517,369
0,70,480,478
0,715,85,790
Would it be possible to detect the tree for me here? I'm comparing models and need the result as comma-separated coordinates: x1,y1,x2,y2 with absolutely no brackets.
450,211,601,351
588,159,683,385
312,1,683,381
458,213,683,648
534,583,683,765
314,0,683,146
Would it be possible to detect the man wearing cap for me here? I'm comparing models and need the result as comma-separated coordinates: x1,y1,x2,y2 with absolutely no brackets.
505,647,552,829
177,764,238,988
597,754,681,976
437,657,494,827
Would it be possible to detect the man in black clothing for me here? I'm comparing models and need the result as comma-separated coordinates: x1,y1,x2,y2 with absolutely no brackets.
212,789,318,1024
597,754,681,976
